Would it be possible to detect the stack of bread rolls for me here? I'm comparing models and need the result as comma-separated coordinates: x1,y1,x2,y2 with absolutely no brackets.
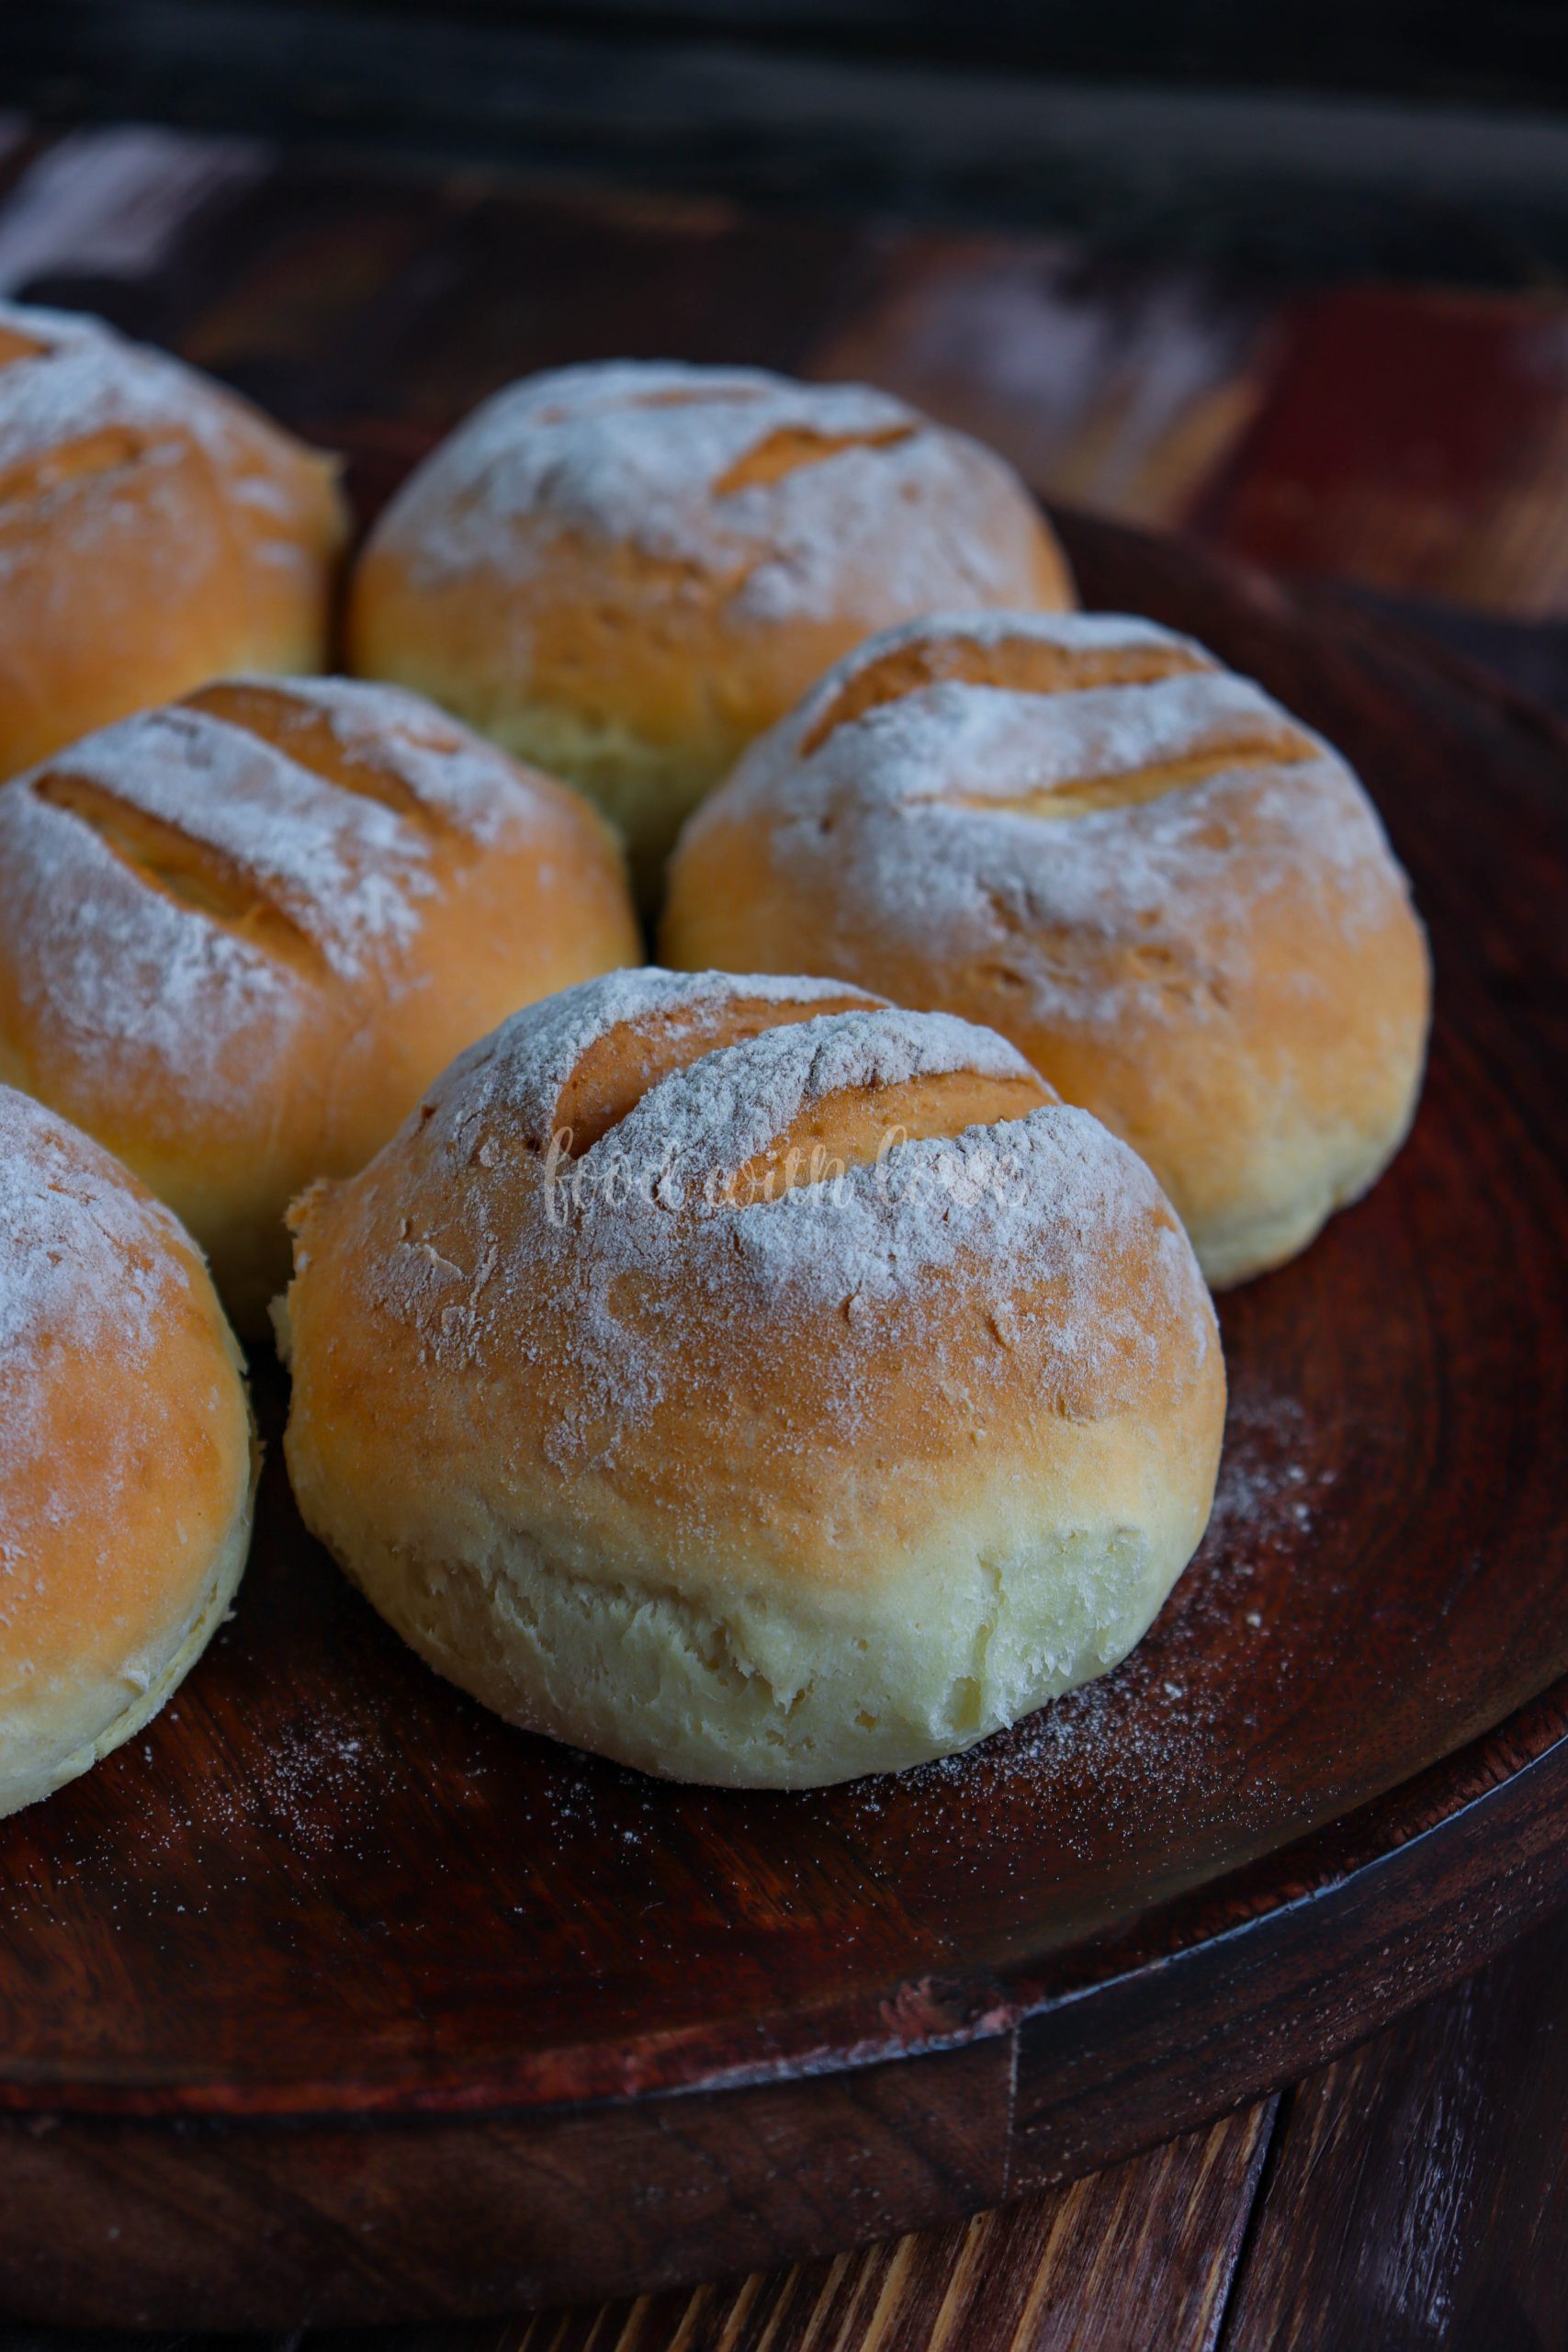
0,311,1428,1812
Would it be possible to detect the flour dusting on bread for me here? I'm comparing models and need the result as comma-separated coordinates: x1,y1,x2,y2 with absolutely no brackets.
371,361,1055,628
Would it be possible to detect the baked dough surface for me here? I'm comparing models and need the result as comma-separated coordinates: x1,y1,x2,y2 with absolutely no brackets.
0,676,639,1329
0,1086,255,1818
663,613,1432,1283
350,362,1075,896
282,971,1224,1787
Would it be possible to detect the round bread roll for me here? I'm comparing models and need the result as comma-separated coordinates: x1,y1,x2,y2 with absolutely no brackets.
0,300,344,778
0,1087,255,1819
347,361,1074,898
280,969,1224,1789
0,676,640,1334
662,615,1432,1287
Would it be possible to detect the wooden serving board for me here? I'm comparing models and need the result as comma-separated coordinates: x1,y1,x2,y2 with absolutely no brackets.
1,507,1566,2329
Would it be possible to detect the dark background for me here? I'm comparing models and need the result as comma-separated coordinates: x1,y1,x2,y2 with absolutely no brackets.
8,1,1568,274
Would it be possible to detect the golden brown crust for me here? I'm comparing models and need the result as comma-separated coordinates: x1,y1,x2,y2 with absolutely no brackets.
347,361,1074,898
550,979,880,1151
282,972,1224,1787
0,300,346,778
795,624,1211,753
662,614,1433,1285
0,677,640,1330
0,1088,255,1818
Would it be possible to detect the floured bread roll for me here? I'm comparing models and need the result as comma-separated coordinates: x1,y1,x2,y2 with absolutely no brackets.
0,676,639,1333
348,361,1074,897
663,615,1432,1286
0,300,344,777
280,969,1224,1789
0,1087,255,1819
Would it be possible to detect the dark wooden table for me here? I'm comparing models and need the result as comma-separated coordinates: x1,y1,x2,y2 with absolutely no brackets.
0,119,1565,2350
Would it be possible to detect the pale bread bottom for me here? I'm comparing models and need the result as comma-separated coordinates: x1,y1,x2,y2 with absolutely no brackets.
1190,1081,1422,1288
367,662,729,906
328,1488,1205,1790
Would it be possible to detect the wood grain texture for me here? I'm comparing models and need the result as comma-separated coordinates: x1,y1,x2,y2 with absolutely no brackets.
0,2038,1017,2326
283,2098,1275,2352
1222,1908,1568,2352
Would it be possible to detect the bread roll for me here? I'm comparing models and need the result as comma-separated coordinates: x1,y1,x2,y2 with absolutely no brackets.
0,677,640,1333
662,615,1431,1286
281,969,1224,1789
348,361,1074,898
0,1087,255,1819
0,300,344,777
